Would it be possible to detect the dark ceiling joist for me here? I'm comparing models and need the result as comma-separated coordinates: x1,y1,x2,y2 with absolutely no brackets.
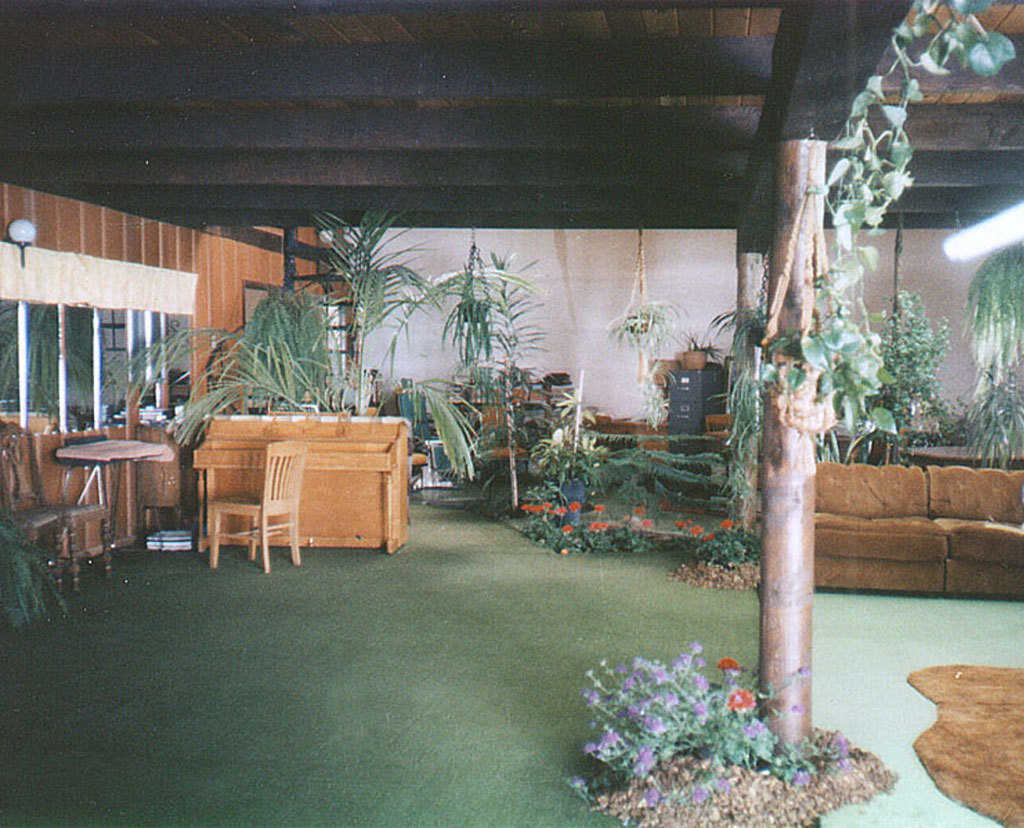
867,150,1024,188
899,103,1024,151
0,38,771,106
0,105,760,153
737,0,907,251
0,0,813,16
63,183,743,215
0,149,747,188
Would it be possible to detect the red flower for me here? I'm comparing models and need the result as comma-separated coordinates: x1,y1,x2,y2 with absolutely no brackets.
727,689,756,712
675,521,687,529
704,533,716,542
718,657,740,671
568,501,582,512
641,519,654,530
542,502,553,512
588,521,609,532
561,525,574,534
554,506,568,516
521,504,540,513
689,525,704,537
593,504,606,513
720,519,735,530
633,506,644,516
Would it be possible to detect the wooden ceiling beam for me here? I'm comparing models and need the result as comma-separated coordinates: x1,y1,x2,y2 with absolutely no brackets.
0,38,771,106
0,149,748,187
737,0,907,251
898,103,1024,151
57,182,744,214
0,104,760,152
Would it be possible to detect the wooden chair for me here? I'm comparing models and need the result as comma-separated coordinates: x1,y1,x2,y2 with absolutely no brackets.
209,440,308,574
0,422,110,592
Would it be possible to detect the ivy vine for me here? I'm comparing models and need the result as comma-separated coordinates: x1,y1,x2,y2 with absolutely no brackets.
762,0,1016,435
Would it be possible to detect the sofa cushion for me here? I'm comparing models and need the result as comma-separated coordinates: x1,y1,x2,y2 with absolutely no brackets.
933,518,1024,567
815,516,948,563
927,465,1024,524
816,462,927,519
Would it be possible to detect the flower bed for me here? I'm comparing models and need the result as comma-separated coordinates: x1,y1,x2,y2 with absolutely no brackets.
520,502,655,555
669,519,762,591
568,644,895,825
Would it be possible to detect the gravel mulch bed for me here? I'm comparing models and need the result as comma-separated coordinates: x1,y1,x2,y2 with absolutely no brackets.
669,561,761,591
591,730,897,827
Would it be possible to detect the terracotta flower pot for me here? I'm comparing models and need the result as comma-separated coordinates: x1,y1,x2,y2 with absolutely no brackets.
678,350,708,371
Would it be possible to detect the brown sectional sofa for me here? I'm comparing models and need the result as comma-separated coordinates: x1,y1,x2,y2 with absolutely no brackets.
815,462,1024,597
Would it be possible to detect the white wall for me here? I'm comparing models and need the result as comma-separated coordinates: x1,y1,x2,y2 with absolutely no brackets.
363,226,979,419
365,228,737,418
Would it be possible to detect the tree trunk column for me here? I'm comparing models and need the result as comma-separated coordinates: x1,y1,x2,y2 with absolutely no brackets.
759,138,825,744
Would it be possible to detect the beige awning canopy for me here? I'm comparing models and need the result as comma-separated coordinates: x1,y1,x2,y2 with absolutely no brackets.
0,243,197,315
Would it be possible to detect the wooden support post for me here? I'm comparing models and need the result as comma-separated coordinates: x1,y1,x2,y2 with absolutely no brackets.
283,227,297,290
759,138,825,745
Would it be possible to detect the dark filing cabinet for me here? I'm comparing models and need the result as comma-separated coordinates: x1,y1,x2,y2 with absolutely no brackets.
666,366,726,435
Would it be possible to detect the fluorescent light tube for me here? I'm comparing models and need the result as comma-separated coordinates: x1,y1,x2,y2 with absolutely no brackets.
943,200,1024,261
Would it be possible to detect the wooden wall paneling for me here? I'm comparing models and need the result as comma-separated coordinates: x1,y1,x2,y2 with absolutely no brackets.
33,191,60,250
124,214,144,262
81,202,104,256
180,228,196,272
102,207,126,260
160,222,178,269
142,219,160,266
53,194,82,253
4,184,34,232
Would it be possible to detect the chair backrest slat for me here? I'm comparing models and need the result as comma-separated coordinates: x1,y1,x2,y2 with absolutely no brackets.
262,441,308,508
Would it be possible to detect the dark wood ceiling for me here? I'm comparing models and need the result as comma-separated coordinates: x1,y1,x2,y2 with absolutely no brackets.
1,1,1023,238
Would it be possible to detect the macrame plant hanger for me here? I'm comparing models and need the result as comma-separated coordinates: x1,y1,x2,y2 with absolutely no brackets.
626,227,648,381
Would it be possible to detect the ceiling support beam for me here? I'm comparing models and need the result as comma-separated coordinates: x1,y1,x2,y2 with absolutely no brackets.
0,37,771,106
0,105,760,153
737,1,907,252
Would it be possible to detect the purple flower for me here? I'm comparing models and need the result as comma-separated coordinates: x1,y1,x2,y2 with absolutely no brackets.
643,716,667,735
582,689,600,706
672,654,692,671
716,777,731,793
693,674,709,691
633,746,655,777
598,730,621,751
651,667,669,685
626,705,642,720
583,742,598,755
792,770,812,787
569,776,586,789
743,721,768,739
692,785,709,804
644,787,662,807
838,758,852,772
662,692,680,709
615,664,628,674
692,701,708,719
831,733,849,757
690,641,703,654
797,666,811,678
790,704,804,714
694,657,706,669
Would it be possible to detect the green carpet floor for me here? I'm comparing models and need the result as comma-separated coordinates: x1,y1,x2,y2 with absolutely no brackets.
1,504,1021,826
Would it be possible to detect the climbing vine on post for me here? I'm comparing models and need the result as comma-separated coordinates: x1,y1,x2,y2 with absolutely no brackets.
761,0,1015,437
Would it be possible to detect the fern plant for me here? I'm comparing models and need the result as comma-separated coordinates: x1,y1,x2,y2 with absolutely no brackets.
967,246,1024,388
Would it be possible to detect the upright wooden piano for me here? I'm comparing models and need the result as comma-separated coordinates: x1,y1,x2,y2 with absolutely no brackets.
193,415,408,554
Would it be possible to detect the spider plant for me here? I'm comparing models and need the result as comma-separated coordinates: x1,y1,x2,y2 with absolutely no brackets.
967,245,1024,388
608,300,679,355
